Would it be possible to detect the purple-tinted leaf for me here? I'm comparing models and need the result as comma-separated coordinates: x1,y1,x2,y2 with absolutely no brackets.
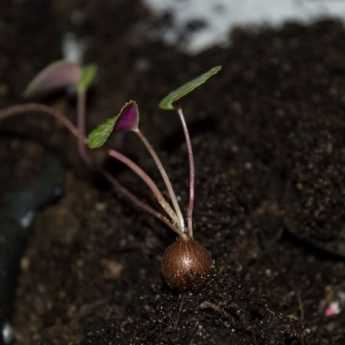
24,60,81,98
114,100,139,132
87,100,139,149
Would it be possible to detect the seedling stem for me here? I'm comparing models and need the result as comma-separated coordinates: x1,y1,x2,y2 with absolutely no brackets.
77,90,90,163
108,149,179,228
0,103,82,139
135,129,186,233
176,107,195,238
1,64,222,290
103,171,181,235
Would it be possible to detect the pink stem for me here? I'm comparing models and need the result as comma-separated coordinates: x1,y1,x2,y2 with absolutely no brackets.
0,102,181,235
176,107,195,238
77,91,90,163
103,171,180,235
135,129,185,233
0,103,82,140
108,149,179,228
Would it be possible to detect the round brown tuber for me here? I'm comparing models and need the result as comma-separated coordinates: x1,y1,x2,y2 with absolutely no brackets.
161,237,213,290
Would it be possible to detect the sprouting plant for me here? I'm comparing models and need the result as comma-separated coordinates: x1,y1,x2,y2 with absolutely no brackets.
0,60,152,232
0,60,96,161
0,61,222,289
87,66,222,289
23,60,97,163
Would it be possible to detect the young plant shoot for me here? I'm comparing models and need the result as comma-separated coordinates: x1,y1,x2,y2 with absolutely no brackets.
0,61,174,241
88,66,222,289
0,61,95,156
0,61,221,290
23,60,97,163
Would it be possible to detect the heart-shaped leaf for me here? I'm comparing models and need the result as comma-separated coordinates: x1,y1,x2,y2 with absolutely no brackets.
24,60,81,98
87,101,139,149
159,66,222,110
87,117,117,149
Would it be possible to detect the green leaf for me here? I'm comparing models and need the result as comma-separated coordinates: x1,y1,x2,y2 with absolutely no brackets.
77,64,97,93
87,117,116,149
159,65,222,110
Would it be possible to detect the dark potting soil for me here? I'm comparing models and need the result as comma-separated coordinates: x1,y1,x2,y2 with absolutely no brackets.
1,1,345,344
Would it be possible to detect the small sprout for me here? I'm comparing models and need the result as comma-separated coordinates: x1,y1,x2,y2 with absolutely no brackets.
160,66,222,238
159,65,222,110
87,101,139,149
24,60,81,98
1,63,220,291
23,60,97,163
89,97,214,289
77,64,98,94
89,66,221,289
24,61,97,98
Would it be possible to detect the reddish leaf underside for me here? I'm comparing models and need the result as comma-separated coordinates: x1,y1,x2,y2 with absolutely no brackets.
24,60,81,98
115,101,139,132
87,100,140,149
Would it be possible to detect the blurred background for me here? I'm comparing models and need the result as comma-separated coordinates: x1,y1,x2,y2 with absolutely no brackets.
145,0,345,52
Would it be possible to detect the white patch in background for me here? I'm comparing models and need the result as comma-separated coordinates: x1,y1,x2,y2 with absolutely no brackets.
62,32,86,63
2,323,14,345
144,0,345,53
19,211,34,228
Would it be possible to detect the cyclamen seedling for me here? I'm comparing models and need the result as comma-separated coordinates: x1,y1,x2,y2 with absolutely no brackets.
0,60,179,239
88,66,222,289
0,60,97,162
24,61,97,163
0,61,221,290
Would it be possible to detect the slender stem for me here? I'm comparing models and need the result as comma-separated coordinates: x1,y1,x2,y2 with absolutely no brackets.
108,149,180,228
77,91,90,163
0,103,83,140
135,129,186,233
0,102,183,236
102,171,181,235
176,107,195,238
